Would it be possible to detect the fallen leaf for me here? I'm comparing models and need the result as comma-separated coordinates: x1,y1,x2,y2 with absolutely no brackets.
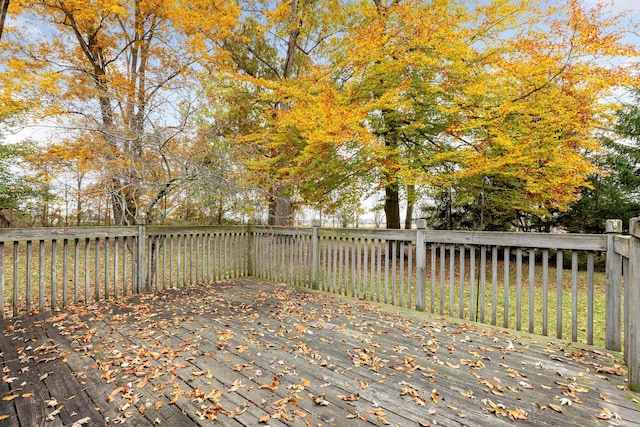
596,407,621,420
72,416,91,426
259,376,279,391
314,394,330,406
259,414,270,423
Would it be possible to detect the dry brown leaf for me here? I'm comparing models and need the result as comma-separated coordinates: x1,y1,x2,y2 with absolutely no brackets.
596,407,621,420
549,404,563,413
508,408,528,420
71,416,91,427
259,376,279,391
0,415,9,421
258,414,270,423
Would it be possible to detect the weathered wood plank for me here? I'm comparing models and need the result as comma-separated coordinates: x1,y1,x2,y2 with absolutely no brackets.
0,226,138,242
422,230,607,251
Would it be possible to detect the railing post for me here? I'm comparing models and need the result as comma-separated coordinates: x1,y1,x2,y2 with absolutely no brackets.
627,217,640,392
137,216,146,293
605,219,623,352
311,219,320,290
247,224,255,277
415,219,427,311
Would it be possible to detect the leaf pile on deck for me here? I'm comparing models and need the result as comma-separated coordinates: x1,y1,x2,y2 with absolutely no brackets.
27,279,634,426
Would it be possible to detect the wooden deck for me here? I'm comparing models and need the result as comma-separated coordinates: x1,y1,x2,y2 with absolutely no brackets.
1,279,638,427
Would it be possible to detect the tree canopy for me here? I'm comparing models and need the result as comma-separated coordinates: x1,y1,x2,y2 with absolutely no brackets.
0,0,638,229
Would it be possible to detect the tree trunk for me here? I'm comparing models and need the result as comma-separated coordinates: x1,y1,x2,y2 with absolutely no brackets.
384,182,401,229
0,0,9,41
267,0,299,227
268,184,294,226
405,184,415,229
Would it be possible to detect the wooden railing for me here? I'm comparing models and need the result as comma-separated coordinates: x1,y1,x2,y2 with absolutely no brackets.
0,220,637,391
608,219,639,392
0,224,249,317
251,219,637,392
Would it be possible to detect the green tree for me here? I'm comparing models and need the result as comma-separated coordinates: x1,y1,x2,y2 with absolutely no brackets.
559,90,640,233
0,140,37,226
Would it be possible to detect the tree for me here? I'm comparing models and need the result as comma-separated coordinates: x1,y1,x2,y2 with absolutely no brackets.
0,140,35,226
422,0,638,229
2,0,240,225
210,0,358,226
559,89,640,233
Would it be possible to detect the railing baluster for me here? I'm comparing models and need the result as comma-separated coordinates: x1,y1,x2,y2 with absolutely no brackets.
528,249,535,334
470,246,476,322
516,248,522,331
542,249,549,336
479,246,486,323
51,239,57,310
459,246,465,319
13,241,19,317
114,237,119,299
94,238,100,300
154,236,160,291
356,238,362,297
74,238,80,304
449,245,455,316
399,241,404,307
123,237,128,296
26,240,33,314
37,240,43,312
503,247,510,329
104,237,110,299
161,235,166,289
407,242,415,308
587,251,595,345
439,244,445,315
84,238,89,301
391,240,397,305
183,233,188,285
331,237,340,293
373,240,379,302
189,233,194,286
556,250,564,339
384,240,390,303
430,243,436,313
571,250,579,342
491,246,497,326
62,239,69,308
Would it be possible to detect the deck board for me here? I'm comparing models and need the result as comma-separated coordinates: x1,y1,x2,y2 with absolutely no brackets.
1,278,639,426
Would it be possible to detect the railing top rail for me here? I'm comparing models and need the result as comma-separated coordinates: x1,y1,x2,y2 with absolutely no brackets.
318,227,415,241
422,230,607,251
0,226,138,242
249,227,313,237
146,225,249,236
